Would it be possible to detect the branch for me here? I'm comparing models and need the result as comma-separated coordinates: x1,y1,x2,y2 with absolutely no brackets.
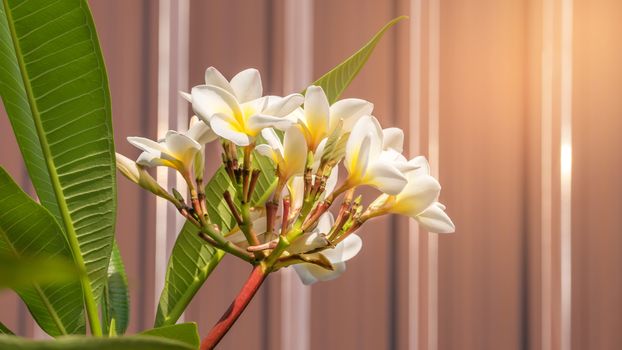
200,266,267,350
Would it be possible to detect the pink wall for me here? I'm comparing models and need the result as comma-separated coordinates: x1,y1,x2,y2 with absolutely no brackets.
1,0,621,349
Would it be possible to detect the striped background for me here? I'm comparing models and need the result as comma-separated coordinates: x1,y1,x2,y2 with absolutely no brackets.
1,0,621,349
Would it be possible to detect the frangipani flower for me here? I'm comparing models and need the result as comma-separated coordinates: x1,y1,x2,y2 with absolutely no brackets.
187,67,304,146
115,153,178,205
290,212,363,285
128,131,201,178
344,115,408,195
370,157,455,234
255,126,307,183
287,85,373,151
127,116,217,178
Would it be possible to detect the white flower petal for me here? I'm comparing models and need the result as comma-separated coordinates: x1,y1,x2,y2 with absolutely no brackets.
382,127,404,153
380,149,406,163
164,132,202,167
283,126,308,177
416,202,455,233
260,128,284,157
366,116,384,159
127,136,167,155
322,234,362,263
345,132,372,180
241,97,268,116
186,116,218,144
255,144,278,164
393,174,441,216
379,150,418,173
288,232,329,255
204,66,235,95
293,261,346,285
230,68,263,103
406,156,431,176
287,176,304,213
263,94,304,116
312,138,327,171
247,114,293,134
191,85,242,123
210,114,251,146
292,264,319,285
347,116,383,167
316,212,334,233
364,160,408,195
136,152,171,168
324,166,339,196
329,98,374,132
303,86,330,147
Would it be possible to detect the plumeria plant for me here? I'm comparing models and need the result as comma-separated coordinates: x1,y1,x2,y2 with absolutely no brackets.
0,1,453,349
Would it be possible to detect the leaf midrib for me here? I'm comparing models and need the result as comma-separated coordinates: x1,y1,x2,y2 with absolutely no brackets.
0,226,67,335
2,0,97,331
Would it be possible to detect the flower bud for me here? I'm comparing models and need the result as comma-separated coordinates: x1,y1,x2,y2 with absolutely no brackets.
172,188,186,203
116,153,181,207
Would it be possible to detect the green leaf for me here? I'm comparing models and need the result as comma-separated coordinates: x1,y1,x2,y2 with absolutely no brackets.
308,16,407,103
0,255,81,289
0,322,14,335
154,153,275,327
0,0,117,318
140,323,200,349
102,243,129,335
0,335,195,350
0,168,85,336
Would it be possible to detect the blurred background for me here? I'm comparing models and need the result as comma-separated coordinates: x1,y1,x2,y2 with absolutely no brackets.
1,0,621,349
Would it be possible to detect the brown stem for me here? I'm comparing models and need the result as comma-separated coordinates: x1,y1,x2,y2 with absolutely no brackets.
247,169,261,202
280,197,290,235
200,266,267,350
265,201,278,238
223,190,243,225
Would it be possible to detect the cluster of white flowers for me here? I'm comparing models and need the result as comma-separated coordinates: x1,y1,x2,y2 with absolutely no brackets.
117,67,454,285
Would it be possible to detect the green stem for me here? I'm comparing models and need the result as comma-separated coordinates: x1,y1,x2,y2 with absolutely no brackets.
240,203,261,247
200,227,254,263
2,0,102,335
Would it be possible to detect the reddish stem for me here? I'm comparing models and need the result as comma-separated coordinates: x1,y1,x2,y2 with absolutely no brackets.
200,266,267,350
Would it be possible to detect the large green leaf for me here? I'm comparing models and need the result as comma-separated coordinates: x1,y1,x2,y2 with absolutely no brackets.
308,16,407,103
102,243,129,335
140,323,200,349
0,335,196,350
0,0,116,315
0,255,81,289
154,154,276,327
0,168,85,336
0,322,14,335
